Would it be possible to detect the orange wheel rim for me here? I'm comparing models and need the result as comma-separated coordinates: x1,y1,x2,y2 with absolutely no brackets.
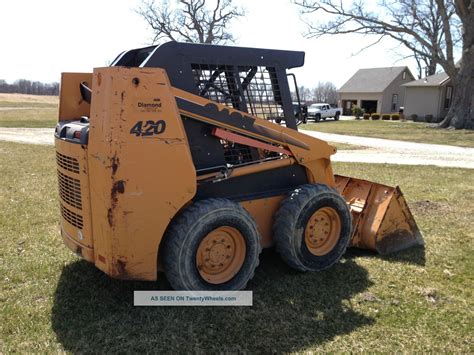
304,207,341,256
196,226,246,284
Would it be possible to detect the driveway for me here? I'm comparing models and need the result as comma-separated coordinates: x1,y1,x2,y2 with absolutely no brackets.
0,127,473,169
0,127,54,145
300,130,474,169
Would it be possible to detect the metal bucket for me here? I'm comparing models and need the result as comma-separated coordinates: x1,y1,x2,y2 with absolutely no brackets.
335,175,424,254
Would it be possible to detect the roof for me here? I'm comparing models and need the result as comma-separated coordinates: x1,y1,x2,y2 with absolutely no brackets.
402,72,450,87
338,66,409,93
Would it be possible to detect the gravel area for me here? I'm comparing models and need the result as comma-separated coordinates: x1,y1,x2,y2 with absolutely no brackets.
1,127,473,169
300,130,474,169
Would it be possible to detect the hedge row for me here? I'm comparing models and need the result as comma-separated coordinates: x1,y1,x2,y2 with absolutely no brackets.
362,113,400,120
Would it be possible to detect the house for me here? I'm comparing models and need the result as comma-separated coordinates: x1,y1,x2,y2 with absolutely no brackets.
338,66,415,115
401,72,453,121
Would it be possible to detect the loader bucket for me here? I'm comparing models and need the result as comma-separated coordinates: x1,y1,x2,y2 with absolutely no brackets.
334,175,424,254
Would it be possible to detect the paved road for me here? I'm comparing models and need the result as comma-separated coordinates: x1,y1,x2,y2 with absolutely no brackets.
1,127,473,169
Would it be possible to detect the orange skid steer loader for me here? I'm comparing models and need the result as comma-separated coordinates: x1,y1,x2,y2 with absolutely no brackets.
55,42,423,290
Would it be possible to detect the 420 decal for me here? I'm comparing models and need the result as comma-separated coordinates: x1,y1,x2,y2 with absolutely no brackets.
130,120,166,137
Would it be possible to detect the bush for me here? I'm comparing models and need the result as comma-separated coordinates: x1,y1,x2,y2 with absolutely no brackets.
391,113,400,120
425,114,434,123
363,113,370,120
371,113,381,120
410,114,418,121
382,114,391,120
352,105,364,119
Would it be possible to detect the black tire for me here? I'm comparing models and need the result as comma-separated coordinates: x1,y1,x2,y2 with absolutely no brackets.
161,199,261,290
273,184,352,272
275,118,282,124
315,114,321,122
335,112,340,121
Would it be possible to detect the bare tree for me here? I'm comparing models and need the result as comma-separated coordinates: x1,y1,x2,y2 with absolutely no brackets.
295,0,473,129
312,81,338,104
137,0,244,44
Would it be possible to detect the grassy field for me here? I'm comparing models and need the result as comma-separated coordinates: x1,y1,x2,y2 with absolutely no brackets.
303,119,474,148
0,93,58,128
1,142,472,352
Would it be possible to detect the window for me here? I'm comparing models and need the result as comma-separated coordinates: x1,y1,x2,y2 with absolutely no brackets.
444,86,453,109
402,71,406,80
391,94,398,111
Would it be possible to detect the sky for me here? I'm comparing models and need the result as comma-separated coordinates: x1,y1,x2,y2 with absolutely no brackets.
0,0,428,89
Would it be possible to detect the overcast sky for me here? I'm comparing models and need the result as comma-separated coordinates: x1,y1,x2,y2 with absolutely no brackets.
1,0,430,88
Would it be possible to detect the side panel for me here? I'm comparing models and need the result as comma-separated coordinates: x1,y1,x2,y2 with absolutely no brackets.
58,73,92,121
87,67,196,280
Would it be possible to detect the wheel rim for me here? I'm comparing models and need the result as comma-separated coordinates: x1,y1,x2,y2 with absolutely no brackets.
304,207,341,256
196,226,246,284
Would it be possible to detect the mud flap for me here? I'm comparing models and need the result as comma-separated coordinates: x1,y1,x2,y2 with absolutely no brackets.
334,175,424,254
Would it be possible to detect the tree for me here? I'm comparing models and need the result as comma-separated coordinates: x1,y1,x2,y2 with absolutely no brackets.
312,81,338,104
295,0,473,129
0,79,59,96
137,0,244,44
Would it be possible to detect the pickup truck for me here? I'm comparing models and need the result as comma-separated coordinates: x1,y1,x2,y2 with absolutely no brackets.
307,103,342,122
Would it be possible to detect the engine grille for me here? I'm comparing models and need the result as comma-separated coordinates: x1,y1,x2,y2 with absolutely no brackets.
56,152,80,174
60,204,83,229
57,170,82,209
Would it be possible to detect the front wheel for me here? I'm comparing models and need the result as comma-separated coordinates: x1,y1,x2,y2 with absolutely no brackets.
161,199,261,290
273,184,352,271
315,114,321,122
335,112,340,121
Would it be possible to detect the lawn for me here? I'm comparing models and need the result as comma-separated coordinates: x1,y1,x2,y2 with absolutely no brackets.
0,93,58,128
0,142,473,353
303,119,474,148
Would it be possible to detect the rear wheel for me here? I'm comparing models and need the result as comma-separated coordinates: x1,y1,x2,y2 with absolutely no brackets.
273,184,352,271
335,112,340,121
162,199,261,290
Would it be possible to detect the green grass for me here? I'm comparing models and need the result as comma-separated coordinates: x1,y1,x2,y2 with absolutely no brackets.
0,94,58,128
302,120,474,148
0,101,57,108
0,108,57,128
1,142,473,352
329,142,364,150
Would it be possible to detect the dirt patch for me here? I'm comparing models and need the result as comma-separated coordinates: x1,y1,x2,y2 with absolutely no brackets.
410,200,452,215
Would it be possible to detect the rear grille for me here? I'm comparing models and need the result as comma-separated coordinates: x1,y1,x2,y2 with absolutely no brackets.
57,170,82,209
60,204,83,229
56,152,80,173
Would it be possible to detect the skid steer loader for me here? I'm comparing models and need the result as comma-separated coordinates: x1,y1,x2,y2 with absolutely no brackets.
55,42,423,290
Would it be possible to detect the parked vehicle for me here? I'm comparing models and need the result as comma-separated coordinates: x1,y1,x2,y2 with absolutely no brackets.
275,102,308,124
54,42,422,290
293,102,308,123
307,103,342,121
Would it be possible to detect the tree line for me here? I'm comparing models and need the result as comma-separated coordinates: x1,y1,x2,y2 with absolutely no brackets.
0,79,59,96
294,82,339,105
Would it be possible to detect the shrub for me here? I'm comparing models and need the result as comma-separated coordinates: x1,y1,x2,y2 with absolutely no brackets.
371,113,381,120
425,114,434,123
410,114,418,121
382,114,391,120
391,113,400,120
352,105,364,119
363,113,370,120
